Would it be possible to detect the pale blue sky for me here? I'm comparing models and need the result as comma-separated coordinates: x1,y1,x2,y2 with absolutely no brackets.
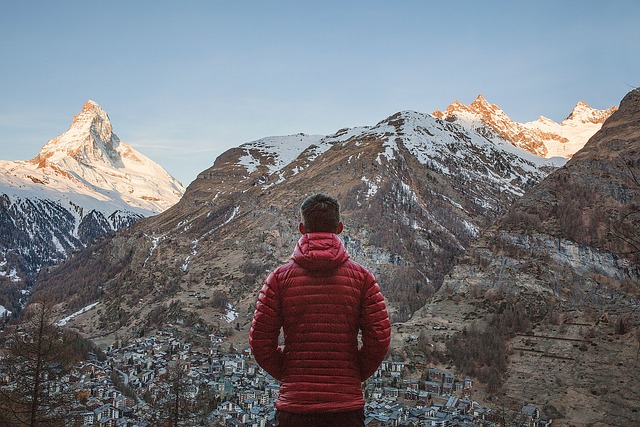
1,1,638,186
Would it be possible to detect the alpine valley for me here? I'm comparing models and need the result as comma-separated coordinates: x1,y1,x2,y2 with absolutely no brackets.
15,91,640,425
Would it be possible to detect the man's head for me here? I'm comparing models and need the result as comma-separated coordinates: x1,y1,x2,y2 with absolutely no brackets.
299,193,343,234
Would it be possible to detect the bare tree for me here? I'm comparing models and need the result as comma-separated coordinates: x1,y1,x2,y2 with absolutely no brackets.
169,361,188,427
0,299,78,426
146,360,202,427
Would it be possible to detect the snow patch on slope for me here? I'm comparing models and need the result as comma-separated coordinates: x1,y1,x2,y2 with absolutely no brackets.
236,134,325,175
56,302,99,326
0,305,11,317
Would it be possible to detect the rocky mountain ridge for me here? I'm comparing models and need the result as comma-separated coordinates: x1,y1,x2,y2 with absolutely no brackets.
433,94,616,158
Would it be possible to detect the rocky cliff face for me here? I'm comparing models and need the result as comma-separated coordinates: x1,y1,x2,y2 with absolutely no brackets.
400,89,640,426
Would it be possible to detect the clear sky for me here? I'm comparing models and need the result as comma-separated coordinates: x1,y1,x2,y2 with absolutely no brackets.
1,1,638,186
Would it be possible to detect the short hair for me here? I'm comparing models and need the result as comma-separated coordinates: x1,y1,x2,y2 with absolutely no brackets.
300,193,341,233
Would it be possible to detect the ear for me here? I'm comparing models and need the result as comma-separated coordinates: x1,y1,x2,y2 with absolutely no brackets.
335,222,344,234
299,223,306,235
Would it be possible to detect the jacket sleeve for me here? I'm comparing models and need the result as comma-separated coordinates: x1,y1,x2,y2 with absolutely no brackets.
249,272,284,380
358,273,391,381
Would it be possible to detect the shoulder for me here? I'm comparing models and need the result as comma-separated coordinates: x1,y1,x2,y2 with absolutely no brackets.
344,258,372,272
341,259,376,283
270,261,300,282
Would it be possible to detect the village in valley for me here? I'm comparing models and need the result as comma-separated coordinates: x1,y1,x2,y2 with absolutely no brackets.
15,326,552,427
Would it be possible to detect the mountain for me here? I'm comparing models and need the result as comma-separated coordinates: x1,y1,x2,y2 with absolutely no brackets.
433,94,616,158
399,89,640,425
29,95,621,423
0,101,184,316
32,100,585,343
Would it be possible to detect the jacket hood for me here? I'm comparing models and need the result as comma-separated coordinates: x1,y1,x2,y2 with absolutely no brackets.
292,233,350,271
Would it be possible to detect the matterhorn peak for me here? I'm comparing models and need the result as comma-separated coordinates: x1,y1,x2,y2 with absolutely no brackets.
72,100,108,126
3,100,184,215
65,99,114,142
33,100,123,168
0,100,185,291
78,99,102,113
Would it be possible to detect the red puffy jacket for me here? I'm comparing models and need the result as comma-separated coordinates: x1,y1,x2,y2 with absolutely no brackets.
250,232,391,413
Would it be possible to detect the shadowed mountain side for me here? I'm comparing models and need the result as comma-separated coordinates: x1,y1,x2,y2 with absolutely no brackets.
398,89,640,426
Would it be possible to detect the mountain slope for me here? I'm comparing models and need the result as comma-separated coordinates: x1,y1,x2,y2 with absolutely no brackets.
0,101,184,315
400,89,640,426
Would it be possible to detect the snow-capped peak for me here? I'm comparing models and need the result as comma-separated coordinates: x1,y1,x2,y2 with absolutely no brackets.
0,100,186,287
33,100,122,168
433,94,616,159
433,94,510,124
563,100,617,125
469,94,502,115
1,100,185,215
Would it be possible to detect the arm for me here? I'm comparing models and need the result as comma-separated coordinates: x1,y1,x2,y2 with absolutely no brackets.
249,272,284,380
358,274,391,381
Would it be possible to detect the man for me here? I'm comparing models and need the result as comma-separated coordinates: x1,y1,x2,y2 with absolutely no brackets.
250,193,391,427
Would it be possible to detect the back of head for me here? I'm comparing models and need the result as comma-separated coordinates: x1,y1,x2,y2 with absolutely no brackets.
300,193,340,233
